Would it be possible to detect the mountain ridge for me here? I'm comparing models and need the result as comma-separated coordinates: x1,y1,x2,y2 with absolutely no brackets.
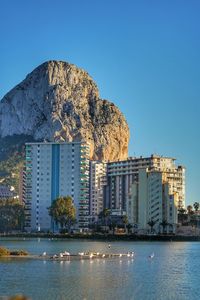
0,60,129,162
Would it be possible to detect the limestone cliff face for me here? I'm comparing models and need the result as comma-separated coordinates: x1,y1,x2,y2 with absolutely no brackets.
0,61,129,161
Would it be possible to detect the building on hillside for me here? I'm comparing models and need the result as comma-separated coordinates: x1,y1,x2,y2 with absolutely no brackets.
89,161,107,221
0,185,14,199
127,168,178,234
105,154,185,212
24,142,90,232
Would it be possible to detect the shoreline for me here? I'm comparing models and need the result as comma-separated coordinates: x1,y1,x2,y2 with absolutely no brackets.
1,233,200,242
0,253,134,261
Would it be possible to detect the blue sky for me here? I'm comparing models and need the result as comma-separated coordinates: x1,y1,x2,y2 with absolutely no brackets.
0,0,200,204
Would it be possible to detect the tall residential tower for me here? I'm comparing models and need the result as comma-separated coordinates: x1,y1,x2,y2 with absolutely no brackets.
105,155,185,211
24,142,90,231
127,168,179,233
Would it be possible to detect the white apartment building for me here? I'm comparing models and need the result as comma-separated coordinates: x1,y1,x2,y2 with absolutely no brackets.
89,161,107,220
127,168,178,234
105,154,185,211
24,142,90,232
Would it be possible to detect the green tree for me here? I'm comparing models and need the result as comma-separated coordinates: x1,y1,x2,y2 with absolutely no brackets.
147,219,157,233
0,198,24,232
193,202,200,212
48,196,76,232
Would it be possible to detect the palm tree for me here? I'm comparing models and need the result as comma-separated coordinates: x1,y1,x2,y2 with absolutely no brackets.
193,202,200,213
160,220,168,234
178,208,186,214
103,208,110,224
109,221,117,235
178,208,187,224
147,219,157,233
187,205,194,215
99,208,110,231
189,211,198,229
168,223,174,234
122,215,128,233
127,223,133,234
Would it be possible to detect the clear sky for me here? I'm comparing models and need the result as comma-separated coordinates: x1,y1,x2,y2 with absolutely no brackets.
0,0,200,205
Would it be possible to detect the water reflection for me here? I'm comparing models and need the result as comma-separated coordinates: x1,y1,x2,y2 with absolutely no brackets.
0,239,200,299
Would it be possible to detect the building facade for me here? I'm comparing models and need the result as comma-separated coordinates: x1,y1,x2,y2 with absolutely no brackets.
127,168,178,233
105,154,185,211
24,142,90,231
89,161,107,221
18,167,26,204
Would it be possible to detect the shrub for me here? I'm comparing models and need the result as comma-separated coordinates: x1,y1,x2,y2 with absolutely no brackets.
0,246,10,256
10,250,28,256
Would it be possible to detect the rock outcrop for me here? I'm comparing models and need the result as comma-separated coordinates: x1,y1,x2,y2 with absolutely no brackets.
0,60,129,161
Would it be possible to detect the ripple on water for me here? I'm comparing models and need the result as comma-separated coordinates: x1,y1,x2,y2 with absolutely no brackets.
0,240,200,300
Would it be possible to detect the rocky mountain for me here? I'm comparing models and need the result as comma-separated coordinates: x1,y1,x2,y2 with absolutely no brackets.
0,60,129,162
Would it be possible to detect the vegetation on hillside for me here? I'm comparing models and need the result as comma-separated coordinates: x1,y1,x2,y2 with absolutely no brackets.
0,134,35,193
0,155,24,193
0,198,25,232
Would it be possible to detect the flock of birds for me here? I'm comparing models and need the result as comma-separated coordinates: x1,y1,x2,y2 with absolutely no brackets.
41,244,155,260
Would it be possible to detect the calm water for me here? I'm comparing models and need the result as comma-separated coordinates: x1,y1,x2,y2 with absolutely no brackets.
0,238,200,300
